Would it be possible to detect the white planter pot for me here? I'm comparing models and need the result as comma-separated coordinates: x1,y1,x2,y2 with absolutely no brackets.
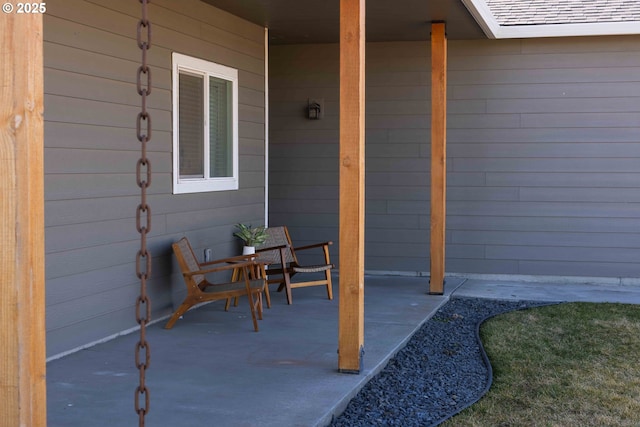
242,246,256,255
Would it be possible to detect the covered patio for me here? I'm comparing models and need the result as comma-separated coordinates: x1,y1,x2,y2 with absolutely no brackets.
3,0,640,425
46,275,640,426
46,275,454,427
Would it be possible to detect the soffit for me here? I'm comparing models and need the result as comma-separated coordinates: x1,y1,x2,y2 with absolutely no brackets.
201,0,487,44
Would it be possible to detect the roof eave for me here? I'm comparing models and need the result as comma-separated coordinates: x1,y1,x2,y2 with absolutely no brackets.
460,0,500,38
463,0,640,39
494,21,640,39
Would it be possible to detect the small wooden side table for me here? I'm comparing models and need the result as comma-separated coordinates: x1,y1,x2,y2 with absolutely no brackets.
228,260,271,309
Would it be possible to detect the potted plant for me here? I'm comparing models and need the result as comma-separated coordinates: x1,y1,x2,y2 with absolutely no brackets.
233,223,268,255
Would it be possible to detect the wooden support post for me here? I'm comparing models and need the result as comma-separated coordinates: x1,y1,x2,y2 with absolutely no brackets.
338,0,365,373
429,22,447,295
0,12,47,426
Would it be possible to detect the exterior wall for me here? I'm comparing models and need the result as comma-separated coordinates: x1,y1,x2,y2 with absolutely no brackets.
44,0,265,357
269,36,640,280
269,45,340,262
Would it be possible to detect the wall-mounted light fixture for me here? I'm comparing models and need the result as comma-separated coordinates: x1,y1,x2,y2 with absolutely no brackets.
307,98,323,120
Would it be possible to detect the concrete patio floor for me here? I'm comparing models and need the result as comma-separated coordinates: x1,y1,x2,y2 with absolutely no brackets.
46,275,640,427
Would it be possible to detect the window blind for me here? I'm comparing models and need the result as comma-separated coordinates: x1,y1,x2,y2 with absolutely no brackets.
178,73,204,178
209,76,232,178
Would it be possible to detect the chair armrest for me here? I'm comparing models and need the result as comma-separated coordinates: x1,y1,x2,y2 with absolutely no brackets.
294,241,333,251
185,259,256,277
256,244,289,253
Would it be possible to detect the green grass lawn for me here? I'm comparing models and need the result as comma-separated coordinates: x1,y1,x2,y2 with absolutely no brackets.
441,302,640,427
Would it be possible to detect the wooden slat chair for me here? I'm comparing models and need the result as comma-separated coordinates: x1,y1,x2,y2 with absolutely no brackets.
255,226,334,305
166,237,266,332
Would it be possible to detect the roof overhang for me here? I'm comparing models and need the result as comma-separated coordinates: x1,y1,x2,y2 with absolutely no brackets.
463,0,640,39
201,0,487,44
202,0,640,43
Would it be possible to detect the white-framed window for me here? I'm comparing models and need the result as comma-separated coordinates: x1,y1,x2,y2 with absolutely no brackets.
172,53,239,193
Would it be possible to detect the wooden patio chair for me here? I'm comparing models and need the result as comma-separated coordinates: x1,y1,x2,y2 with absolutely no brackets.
255,226,334,305
166,237,266,332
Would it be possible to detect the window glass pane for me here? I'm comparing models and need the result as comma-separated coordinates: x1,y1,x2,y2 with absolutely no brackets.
179,73,204,178
209,76,233,178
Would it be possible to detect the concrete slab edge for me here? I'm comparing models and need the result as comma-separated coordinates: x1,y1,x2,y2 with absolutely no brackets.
316,296,451,427
47,313,173,363
365,270,640,287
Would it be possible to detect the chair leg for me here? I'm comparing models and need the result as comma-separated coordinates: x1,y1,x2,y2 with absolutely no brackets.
255,290,263,320
272,271,294,304
283,272,293,305
246,290,259,332
224,297,239,309
164,299,194,329
325,269,333,300
263,282,271,308
228,268,242,309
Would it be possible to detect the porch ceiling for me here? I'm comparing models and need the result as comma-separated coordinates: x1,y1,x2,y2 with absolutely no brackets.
201,0,486,44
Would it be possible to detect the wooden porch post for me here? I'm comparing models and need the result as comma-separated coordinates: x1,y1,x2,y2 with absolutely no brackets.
0,12,47,426
338,0,365,373
429,22,447,295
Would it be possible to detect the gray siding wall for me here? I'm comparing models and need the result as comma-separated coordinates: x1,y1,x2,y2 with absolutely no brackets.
269,45,340,263
269,36,640,280
44,0,265,357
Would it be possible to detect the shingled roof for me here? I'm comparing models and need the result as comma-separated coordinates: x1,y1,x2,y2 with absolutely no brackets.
462,0,640,38
485,0,640,26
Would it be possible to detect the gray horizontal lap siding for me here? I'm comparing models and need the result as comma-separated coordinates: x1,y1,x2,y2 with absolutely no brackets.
44,0,265,357
268,44,340,267
269,36,640,280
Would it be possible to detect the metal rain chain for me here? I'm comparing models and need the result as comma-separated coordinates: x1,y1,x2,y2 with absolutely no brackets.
135,0,152,425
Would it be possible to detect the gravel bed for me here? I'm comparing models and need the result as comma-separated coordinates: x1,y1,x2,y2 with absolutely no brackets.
331,297,552,427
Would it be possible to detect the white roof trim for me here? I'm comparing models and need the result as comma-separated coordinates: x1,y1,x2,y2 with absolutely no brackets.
461,0,500,38
496,21,640,39
463,0,640,39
